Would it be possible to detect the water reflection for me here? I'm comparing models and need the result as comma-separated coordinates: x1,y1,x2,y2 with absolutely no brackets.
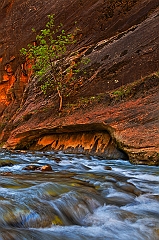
0,150,159,239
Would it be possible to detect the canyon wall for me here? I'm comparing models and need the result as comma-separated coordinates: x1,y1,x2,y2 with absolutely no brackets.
32,131,126,160
0,0,159,164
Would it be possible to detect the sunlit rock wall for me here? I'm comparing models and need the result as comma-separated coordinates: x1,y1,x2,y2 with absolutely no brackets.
32,131,127,159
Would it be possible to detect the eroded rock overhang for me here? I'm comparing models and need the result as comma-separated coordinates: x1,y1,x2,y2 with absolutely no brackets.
6,123,127,160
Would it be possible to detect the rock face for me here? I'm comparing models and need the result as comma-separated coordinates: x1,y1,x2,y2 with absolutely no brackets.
0,0,159,165
32,131,127,160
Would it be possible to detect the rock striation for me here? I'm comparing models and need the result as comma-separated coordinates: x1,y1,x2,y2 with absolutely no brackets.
0,0,159,165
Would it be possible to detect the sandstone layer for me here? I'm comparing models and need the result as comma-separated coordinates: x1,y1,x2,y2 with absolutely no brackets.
0,0,159,165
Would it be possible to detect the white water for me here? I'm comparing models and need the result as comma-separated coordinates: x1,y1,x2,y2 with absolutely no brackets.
0,150,158,240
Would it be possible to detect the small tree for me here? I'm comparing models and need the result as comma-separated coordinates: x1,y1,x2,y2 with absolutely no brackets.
20,14,82,111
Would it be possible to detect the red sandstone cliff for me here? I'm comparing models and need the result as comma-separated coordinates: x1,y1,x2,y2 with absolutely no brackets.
0,0,159,164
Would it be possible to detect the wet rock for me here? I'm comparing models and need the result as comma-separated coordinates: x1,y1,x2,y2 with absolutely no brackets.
0,161,14,167
105,166,112,170
22,164,52,171
53,157,62,163
40,165,52,171
5,211,52,228
105,176,117,183
1,172,12,176
154,228,159,239
22,165,40,171
105,192,135,206
106,171,129,181
148,195,159,201
115,209,137,222
79,164,91,170
116,182,142,196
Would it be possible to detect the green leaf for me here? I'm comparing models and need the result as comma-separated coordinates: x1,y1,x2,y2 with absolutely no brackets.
20,13,90,111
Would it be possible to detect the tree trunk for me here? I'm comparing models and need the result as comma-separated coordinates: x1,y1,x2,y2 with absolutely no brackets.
57,87,63,111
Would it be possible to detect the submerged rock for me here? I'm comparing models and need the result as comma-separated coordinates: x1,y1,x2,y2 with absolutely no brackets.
0,161,14,167
115,182,142,196
105,192,135,207
1,172,12,176
105,166,112,170
40,165,52,171
22,165,40,171
22,165,52,171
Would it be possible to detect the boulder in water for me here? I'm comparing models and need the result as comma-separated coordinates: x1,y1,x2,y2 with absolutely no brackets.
23,164,52,171
22,165,40,171
0,161,14,167
105,166,112,170
40,165,52,171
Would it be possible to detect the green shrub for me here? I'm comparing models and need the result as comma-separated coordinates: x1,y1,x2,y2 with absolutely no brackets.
20,14,87,111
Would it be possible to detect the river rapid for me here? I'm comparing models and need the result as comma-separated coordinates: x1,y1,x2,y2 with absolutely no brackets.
0,150,158,240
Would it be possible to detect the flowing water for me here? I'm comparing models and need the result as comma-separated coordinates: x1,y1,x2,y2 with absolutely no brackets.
0,149,158,240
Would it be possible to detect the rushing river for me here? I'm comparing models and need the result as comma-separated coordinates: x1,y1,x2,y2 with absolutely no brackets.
0,150,158,240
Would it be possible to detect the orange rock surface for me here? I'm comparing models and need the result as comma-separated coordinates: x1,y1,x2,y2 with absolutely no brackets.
0,0,159,165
